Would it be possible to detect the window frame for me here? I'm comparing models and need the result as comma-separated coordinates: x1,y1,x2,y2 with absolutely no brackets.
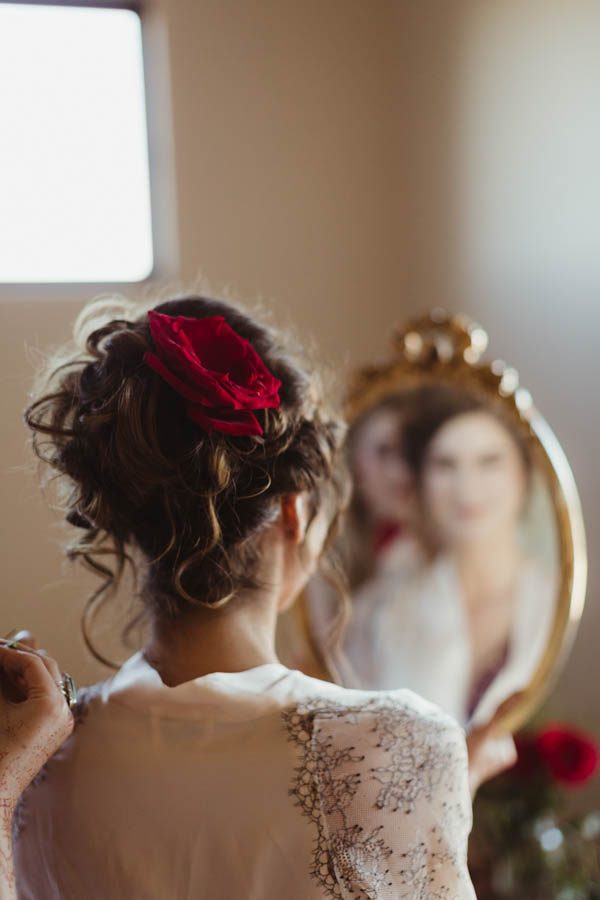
0,0,178,291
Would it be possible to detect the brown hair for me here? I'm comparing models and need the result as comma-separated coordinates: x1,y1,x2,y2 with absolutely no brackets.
401,383,533,483
343,392,415,590
25,295,347,663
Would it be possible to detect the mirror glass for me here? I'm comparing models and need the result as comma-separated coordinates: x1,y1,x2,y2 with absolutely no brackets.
277,312,585,731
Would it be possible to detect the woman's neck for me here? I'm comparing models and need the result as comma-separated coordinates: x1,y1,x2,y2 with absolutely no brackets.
452,531,523,597
144,590,280,687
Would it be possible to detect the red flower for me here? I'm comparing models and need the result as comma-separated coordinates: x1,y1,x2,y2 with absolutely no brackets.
511,725,598,788
536,725,598,786
144,311,281,437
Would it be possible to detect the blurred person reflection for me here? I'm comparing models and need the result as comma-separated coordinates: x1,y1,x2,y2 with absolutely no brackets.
346,385,556,727
306,395,424,680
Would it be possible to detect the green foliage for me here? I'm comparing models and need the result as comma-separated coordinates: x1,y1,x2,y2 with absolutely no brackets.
469,771,600,898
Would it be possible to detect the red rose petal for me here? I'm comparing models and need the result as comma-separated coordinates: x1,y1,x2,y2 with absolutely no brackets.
536,725,599,786
145,310,280,436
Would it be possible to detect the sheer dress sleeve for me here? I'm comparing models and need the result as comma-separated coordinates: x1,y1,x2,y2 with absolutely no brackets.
284,695,475,900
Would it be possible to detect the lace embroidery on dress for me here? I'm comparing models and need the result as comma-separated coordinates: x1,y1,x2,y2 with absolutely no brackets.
283,696,473,900
12,684,97,842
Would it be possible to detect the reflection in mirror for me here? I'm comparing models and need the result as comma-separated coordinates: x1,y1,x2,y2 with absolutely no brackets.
320,383,558,729
278,312,584,733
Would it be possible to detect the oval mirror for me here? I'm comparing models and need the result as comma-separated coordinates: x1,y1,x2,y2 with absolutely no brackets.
277,311,587,733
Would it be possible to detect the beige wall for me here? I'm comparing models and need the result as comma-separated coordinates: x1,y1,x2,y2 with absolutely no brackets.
391,1,600,734
0,0,403,685
0,0,597,743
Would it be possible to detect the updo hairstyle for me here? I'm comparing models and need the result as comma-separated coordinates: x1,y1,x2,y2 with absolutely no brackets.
25,295,348,659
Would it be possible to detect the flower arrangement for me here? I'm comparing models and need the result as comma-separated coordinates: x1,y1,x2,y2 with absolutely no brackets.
469,723,600,899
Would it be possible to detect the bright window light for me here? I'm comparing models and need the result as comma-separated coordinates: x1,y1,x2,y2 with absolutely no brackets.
0,3,153,282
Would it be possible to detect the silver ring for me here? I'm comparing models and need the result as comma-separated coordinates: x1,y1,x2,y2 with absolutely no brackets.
59,672,78,711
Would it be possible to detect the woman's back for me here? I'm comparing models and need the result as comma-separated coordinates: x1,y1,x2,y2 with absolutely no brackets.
15,657,474,900
17,297,479,899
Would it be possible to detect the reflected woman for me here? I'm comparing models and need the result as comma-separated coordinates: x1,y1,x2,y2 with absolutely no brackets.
12,298,487,899
303,394,423,683
350,385,556,727
344,394,422,587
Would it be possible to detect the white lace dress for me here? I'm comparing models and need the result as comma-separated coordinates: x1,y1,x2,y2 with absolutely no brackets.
14,654,475,900
340,554,556,728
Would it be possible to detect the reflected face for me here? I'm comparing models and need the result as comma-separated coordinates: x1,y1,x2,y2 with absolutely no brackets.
421,411,527,545
352,408,414,524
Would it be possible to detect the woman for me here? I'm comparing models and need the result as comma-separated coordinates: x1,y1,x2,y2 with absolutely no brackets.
0,641,73,900
0,645,512,900
341,394,424,590
9,297,507,898
353,384,556,727
303,394,424,684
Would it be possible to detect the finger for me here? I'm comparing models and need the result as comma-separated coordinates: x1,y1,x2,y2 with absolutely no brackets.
0,643,65,702
37,653,63,686
491,735,517,767
489,692,525,725
471,692,526,740
0,637,42,655
468,736,518,796
0,645,57,698
0,640,57,672
16,646,64,690
482,736,518,782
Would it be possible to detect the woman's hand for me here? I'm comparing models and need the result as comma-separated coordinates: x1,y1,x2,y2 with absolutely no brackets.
0,641,74,810
466,695,521,797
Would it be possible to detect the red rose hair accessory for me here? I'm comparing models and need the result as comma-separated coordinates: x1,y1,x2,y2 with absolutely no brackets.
143,311,281,436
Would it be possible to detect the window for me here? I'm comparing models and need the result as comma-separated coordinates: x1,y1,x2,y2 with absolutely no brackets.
0,3,153,282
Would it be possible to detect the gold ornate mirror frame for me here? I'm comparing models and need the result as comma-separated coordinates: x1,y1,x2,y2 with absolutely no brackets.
299,310,587,733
